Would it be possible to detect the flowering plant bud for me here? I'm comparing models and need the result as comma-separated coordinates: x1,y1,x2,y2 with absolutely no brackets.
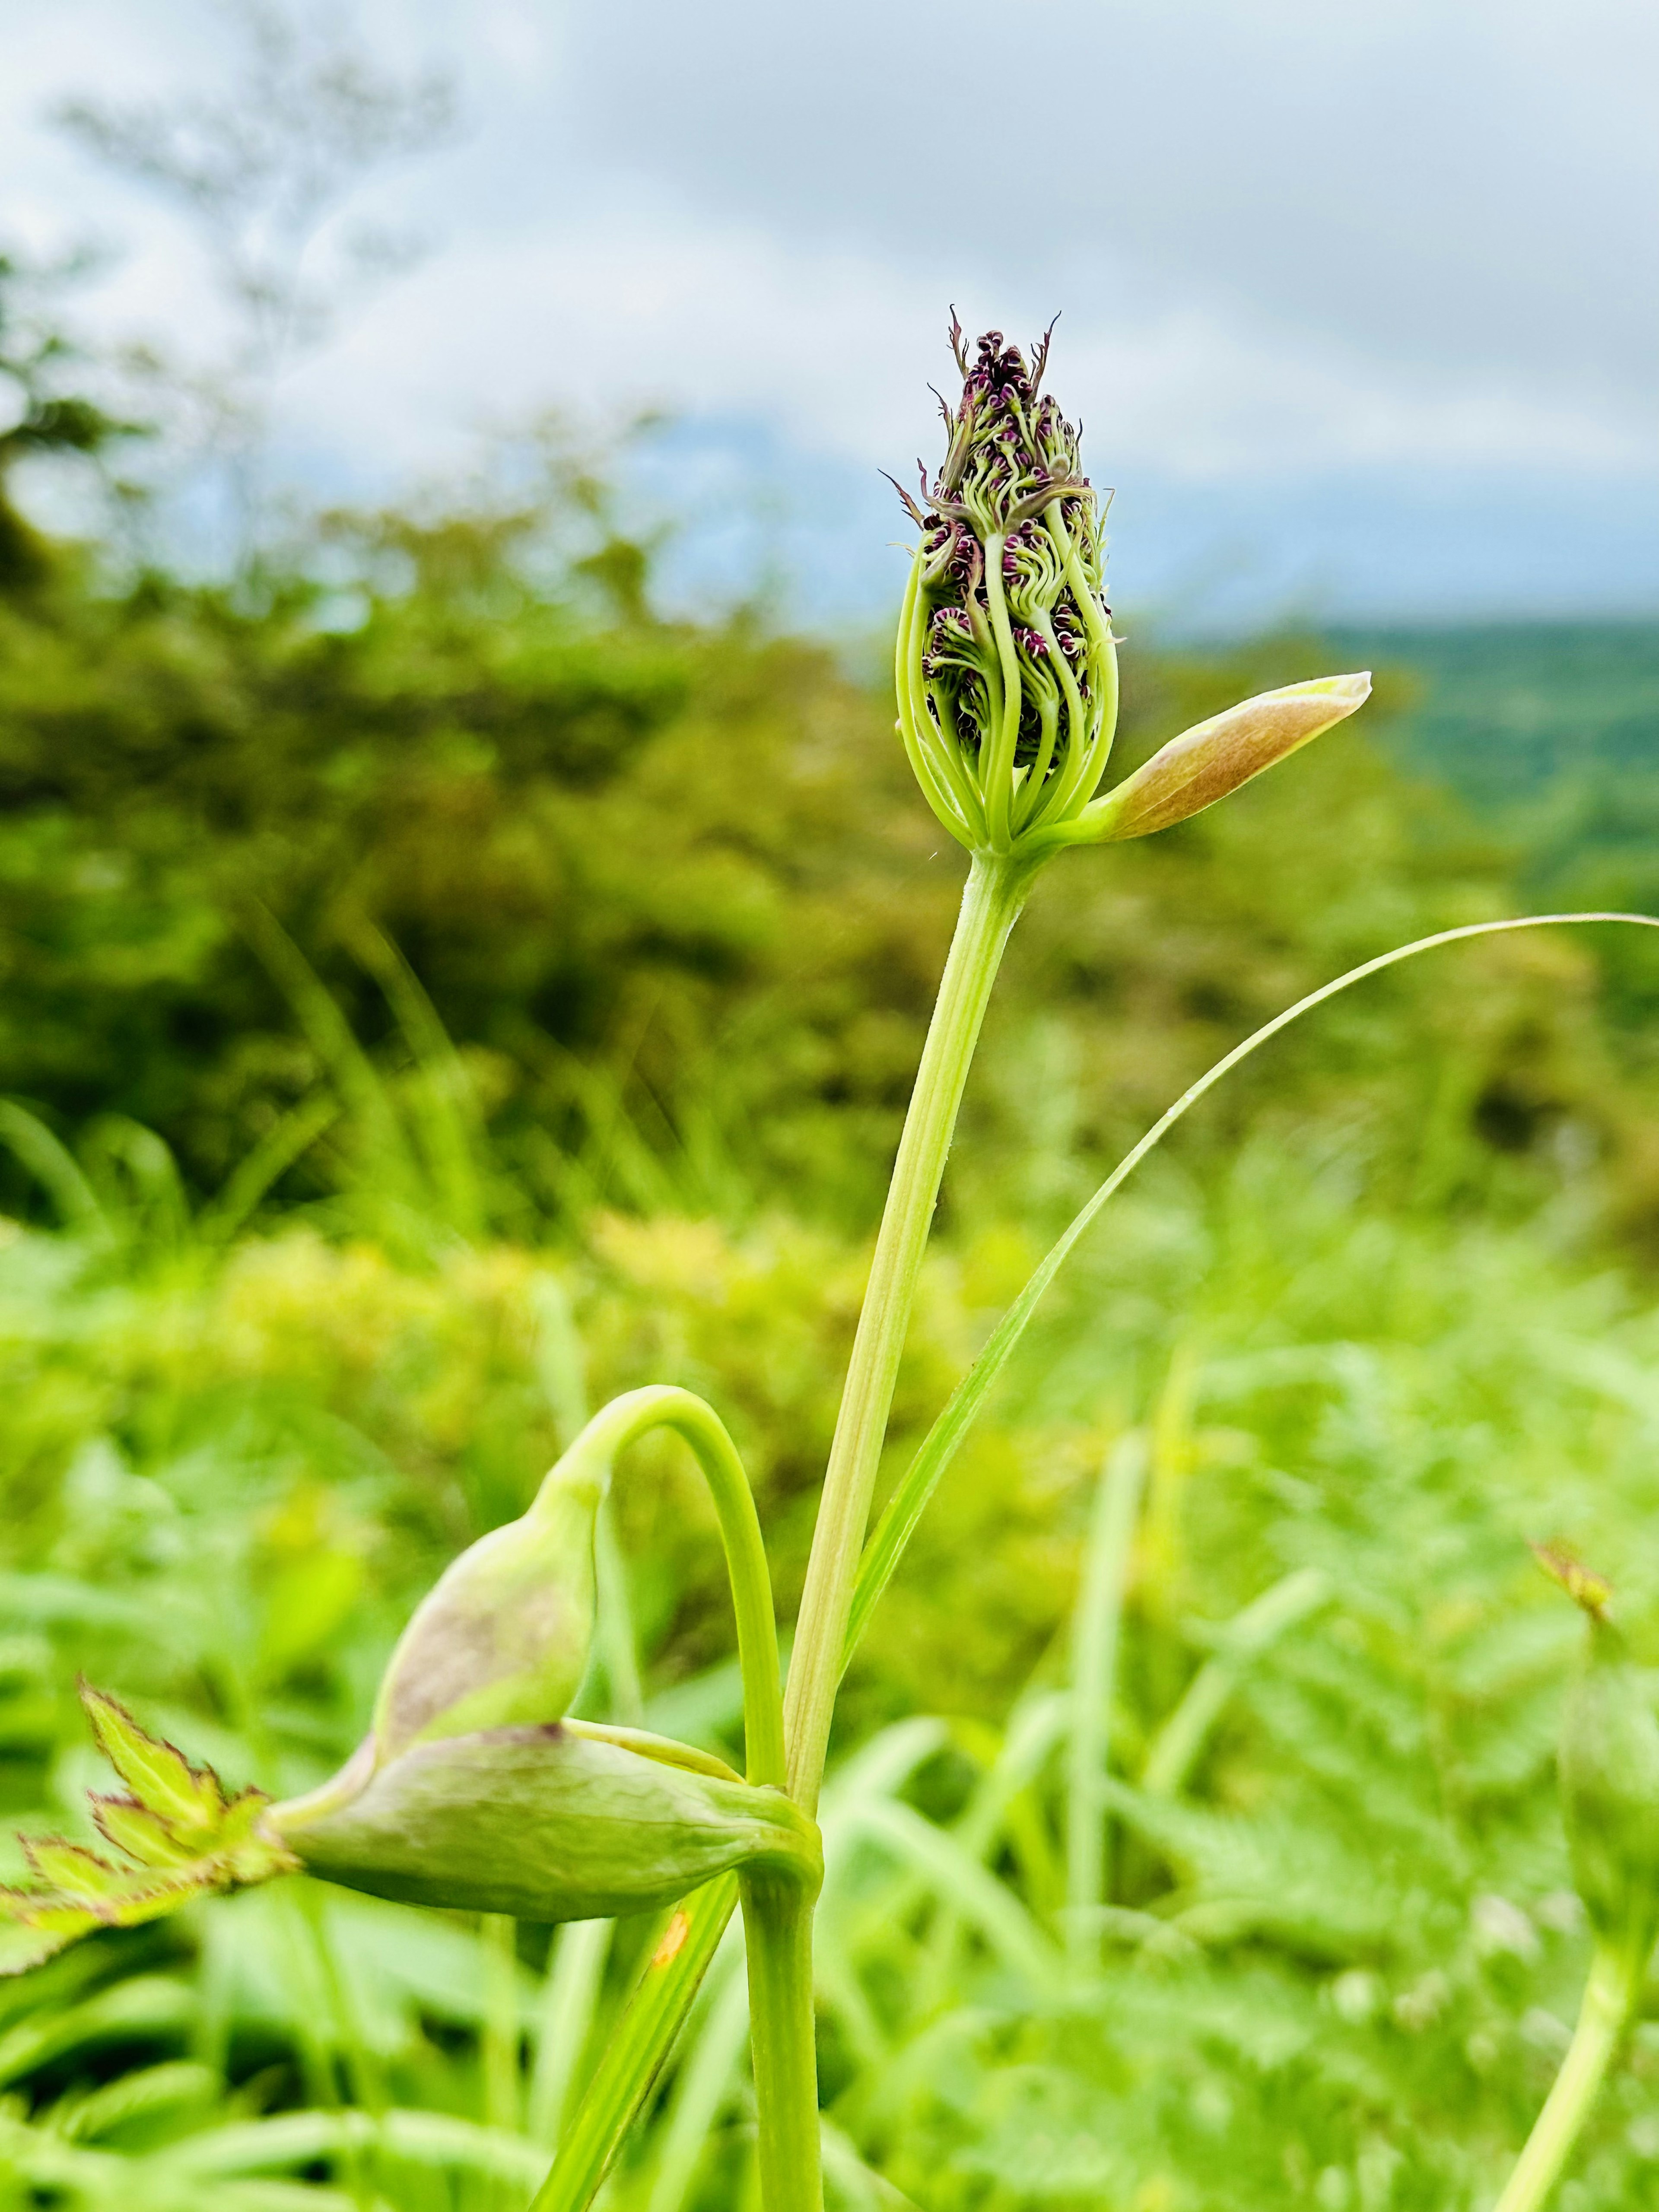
372,1448,602,1762
273,1719,820,1921
2,1397,820,1967
1535,1543,1659,1964
892,318,1370,858
893,317,1119,854
1069,672,1373,844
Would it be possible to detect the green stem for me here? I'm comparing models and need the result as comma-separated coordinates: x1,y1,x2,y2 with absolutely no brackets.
562,1386,786,1789
741,1870,823,2212
783,849,1033,1814
1494,1936,1643,2212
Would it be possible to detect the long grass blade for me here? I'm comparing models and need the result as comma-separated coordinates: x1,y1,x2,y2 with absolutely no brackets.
195,1091,341,1243
644,1933,750,2212
840,1800,1059,1982
0,1100,105,1234
1141,1565,1330,1799
527,1877,741,2212
1065,1431,1148,1947
347,919,488,1240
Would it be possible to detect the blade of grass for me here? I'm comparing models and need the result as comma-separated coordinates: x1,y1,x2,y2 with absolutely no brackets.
840,1800,1059,1983
347,918,488,1241
527,1919,613,2152
1141,1566,1330,1799
526,1878,741,2212
645,1932,750,2212
196,1091,341,1243
0,1100,106,1235
1065,1431,1148,1955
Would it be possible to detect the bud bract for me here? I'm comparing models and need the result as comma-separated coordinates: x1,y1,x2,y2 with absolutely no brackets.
273,1720,820,1920
1065,673,1373,845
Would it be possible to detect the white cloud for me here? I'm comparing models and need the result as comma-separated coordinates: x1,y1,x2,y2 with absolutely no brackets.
1,0,1654,617
273,200,1650,493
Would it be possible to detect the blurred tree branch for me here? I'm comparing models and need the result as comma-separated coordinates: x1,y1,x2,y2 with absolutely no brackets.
55,0,460,560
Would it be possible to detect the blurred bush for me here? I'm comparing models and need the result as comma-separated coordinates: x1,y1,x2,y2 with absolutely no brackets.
2,458,1656,1245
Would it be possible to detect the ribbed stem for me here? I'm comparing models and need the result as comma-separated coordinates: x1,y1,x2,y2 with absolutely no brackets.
741,1871,823,2212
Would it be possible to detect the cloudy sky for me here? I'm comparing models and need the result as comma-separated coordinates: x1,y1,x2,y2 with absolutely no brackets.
4,0,1657,626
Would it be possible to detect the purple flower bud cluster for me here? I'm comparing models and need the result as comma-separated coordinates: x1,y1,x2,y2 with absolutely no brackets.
897,317,1110,785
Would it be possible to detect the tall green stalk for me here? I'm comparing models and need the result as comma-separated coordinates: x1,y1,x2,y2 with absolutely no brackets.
782,849,1034,1815
753,846,1033,2208
741,1872,823,2212
528,853,1031,2212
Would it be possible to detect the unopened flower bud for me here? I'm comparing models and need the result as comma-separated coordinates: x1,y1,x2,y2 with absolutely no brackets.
892,319,1373,862
2,1393,820,1962
373,1450,601,1762
1073,673,1373,845
273,1719,820,1921
1535,1543,1659,1966
893,315,1119,854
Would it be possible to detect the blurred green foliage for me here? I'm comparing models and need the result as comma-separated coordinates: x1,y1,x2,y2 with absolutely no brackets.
3,273,1659,2208
4,481,1659,1248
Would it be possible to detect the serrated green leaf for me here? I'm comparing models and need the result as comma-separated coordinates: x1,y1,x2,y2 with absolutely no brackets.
0,1686,299,1974
0,1917,69,1974
96,1874,207,1932
18,1839,123,1901
89,1794,202,1869
79,1684,224,1840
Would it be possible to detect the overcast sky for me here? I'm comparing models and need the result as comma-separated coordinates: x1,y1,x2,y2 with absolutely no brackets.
4,0,1657,626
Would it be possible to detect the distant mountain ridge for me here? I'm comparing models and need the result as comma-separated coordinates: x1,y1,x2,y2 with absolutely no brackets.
1322,620,1659,807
